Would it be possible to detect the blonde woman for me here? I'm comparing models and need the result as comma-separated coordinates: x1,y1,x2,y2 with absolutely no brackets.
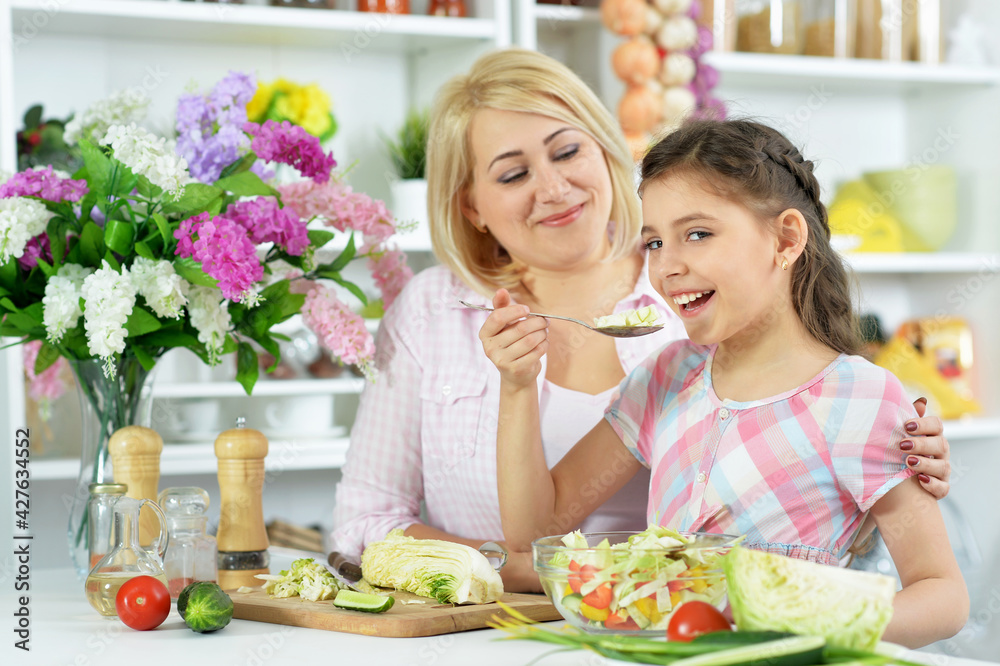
331,49,951,592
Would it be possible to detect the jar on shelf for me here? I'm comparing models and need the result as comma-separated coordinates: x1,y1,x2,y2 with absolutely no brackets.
87,483,128,573
428,0,466,17
269,0,328,8
158,487,218,599
803,0,853,58
854,0,938,63
736,0,804,55
358,0,409,13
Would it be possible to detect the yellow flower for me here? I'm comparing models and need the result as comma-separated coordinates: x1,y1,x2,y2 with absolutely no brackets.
249,79,336,141
246,81,276,123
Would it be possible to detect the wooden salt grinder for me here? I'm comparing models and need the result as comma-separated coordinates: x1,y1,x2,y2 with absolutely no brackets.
108,425,163,548
215,418,269,590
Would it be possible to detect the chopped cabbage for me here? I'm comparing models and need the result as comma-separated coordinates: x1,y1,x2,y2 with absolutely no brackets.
593,306,660,328
255,558,343,601
361,529,503,604
723,546,896,650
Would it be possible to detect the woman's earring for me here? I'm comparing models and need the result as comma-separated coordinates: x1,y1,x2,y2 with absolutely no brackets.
781,258,789,271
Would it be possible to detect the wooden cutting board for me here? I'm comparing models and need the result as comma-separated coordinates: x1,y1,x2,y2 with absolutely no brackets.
230,588,562,638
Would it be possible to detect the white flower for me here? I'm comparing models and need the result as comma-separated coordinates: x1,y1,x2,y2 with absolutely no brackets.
63,88,150,146
186,285,232,365
0,197,53,264
100,124,191,197
42,263,94,343
0,169,11,185
131,257,188,319
81,261,137,378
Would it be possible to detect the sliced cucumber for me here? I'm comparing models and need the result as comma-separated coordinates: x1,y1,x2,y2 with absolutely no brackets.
333,589,395,613
667,635,825,666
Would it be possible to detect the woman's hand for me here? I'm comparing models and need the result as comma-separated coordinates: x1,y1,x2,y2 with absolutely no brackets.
904,397,951,499
479,289,549,391
499,548,543,594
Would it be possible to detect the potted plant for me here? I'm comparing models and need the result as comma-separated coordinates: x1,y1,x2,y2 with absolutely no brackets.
382,108,430,249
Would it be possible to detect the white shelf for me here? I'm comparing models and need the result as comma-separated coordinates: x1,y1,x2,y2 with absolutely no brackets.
9,0,501,52
842,252,1000,274
533,4,600,24
705,51,1000,93
153,376,366,398
31,436,350,481
942,418,1000,442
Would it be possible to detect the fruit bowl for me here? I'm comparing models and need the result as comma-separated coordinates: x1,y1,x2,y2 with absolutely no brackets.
532,528,739,635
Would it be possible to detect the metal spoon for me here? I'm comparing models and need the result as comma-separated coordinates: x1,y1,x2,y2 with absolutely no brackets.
459,300,664,338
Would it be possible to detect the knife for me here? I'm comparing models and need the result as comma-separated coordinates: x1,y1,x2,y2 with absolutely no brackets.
327,550,365,592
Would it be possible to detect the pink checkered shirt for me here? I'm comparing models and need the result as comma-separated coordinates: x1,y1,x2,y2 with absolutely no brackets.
331,264,687,560
606,341,916,565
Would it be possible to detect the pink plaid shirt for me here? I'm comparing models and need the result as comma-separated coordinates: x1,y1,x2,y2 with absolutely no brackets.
606,341,916,565
331,264,687,560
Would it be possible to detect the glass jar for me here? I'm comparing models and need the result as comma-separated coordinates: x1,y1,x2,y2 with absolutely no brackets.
87,483,128,573
269,0,327,9
358,0,409,13
428,0,466,17
736,0,804,55
803,0,853,58
158,487,218,599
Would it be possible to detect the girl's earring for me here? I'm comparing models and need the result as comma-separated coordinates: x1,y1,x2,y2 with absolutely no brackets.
781,258,789,271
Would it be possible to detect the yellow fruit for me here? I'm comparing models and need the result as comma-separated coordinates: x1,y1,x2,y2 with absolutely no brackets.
634,596,661,623
580,601,611,623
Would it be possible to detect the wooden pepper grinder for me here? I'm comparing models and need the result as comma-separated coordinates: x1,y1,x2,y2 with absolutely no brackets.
215,417,269,590
108,425,163,549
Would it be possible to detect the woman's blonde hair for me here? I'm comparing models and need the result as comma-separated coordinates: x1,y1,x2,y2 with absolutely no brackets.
426,48,640,296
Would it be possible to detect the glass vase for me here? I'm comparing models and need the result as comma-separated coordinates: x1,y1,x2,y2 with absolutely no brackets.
67,356,154,579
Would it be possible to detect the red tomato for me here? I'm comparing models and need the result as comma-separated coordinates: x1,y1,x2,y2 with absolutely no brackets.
605,611,640,631
568,563,597,595
582,583,612,610
666,600,731,642
116,576,171,631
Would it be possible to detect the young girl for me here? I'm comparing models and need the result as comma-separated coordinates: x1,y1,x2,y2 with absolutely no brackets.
481,119,968,648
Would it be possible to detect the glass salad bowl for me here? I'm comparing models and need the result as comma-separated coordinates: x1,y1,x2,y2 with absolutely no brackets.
532,528,740,635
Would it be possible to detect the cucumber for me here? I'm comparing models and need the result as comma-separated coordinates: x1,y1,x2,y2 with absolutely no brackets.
177,582,233,633
666,635,825,666
561,593,583,614
333,589,395,613
691,631,797,647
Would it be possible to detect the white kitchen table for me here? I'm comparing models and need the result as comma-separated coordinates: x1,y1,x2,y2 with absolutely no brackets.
5,568,996,666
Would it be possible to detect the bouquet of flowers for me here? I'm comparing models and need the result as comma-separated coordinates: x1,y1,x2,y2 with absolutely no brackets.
1,70,412,395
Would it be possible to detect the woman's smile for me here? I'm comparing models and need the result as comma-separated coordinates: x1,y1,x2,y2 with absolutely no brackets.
537,203,584,227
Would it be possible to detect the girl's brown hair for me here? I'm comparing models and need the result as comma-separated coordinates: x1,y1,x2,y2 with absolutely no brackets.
640,119,861,356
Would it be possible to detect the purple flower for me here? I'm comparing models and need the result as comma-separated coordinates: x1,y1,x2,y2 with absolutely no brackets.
243,120,337,183
176,71,257,184
225,197,309,256
17,233,52,270
0,166,87,202
174,212,264,303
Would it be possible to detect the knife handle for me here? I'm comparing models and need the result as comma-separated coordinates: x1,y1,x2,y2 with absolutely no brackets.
328,551,364,581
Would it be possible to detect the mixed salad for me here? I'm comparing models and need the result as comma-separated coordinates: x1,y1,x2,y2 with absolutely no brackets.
539,527,736,633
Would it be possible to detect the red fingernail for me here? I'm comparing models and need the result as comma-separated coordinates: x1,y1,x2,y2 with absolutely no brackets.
900,440,913,451
907,456,919,467
905,422,918,432
918,474,930,483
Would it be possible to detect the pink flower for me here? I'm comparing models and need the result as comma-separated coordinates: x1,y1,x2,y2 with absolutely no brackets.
0,166,88,202
243,120,337,183
224,197,309,256
174,212,264,303
300,283,375,369
367,248,413,309
23,340,68,417
17,233,51,270
278,179,396,246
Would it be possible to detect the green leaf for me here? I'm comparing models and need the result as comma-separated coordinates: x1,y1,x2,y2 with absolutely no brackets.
23,104,43,129
329,274,368,306
134,241,154,260
0,260,18,293
307,229,336,248
33,342,62,374
79,221,106,267
101,251,120,271
46,218,68,270
125,306,162,337
173,257,218,288
324,233,357,273
214,171,277,198
219,151,257,180
236,341,259,395
136,174,163,200
131,346,156,372
152,213,173,247
111,165,138,198
104,218,135,255
137,329,199,348
78,140,112,197
161,183,224,216
34,258,55,278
